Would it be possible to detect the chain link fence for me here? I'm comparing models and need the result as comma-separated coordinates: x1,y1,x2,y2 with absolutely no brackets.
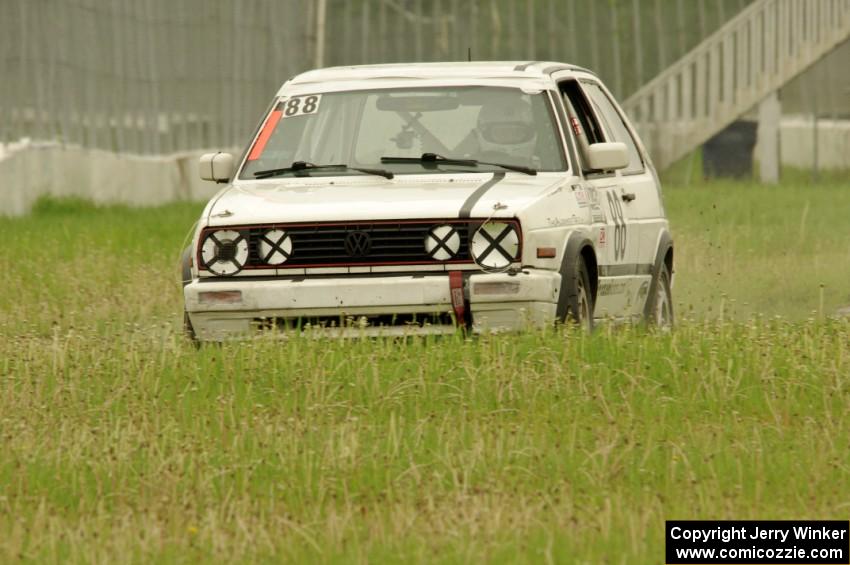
2,0,752,155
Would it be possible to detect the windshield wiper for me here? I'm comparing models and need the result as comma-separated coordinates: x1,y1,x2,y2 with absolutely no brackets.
254,161,394,180
380,152,537,176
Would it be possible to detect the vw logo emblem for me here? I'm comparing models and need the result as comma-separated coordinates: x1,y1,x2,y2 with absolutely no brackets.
344,230,372,257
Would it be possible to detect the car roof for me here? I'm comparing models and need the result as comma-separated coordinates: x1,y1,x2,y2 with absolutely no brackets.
286,61,596,87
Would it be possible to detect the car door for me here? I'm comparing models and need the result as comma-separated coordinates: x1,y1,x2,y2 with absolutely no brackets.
557,79,641,319
578,79,665,315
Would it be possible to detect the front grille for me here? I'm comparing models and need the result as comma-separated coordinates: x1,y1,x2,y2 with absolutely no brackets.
199,219,521,272
249,222,470,266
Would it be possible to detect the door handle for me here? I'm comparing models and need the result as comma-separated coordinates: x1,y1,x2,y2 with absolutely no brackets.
621,192,636,202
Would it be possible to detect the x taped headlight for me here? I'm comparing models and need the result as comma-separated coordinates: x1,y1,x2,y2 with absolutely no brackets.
258,229,293,265
425,224,460,261
201,229,248,276
471,222,520,270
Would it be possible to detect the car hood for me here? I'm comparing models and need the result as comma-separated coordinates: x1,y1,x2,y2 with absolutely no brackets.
207,173,565,225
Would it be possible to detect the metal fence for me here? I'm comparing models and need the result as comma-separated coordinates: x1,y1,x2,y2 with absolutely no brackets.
1,0,752,155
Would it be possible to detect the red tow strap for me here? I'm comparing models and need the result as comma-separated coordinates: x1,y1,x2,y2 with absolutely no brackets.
448,271,466,326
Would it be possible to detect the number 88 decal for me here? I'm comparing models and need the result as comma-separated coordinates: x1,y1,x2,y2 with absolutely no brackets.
282,95,321,118
606,191,627,261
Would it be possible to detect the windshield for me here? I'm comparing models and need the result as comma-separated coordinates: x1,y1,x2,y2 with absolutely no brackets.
239,86,567,179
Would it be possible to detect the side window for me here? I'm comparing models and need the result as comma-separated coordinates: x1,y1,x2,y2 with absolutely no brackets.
558,80,607,174
580,81,645,175
559,80,604,145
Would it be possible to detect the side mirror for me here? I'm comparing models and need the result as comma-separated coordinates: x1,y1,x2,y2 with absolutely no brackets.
586,142,629,171
199,152,234,183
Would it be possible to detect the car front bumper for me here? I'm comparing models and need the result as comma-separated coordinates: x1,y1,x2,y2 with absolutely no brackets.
184,269,562,341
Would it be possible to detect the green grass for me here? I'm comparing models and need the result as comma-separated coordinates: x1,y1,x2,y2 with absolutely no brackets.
1,183,850,563
664,178,850,320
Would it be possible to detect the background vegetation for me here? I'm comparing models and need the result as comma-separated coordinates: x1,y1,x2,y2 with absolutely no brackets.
2,179,850,562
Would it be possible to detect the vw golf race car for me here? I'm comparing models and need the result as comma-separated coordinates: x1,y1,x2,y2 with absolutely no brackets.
182,62,673,340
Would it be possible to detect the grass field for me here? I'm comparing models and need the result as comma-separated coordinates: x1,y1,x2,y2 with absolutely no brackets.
2,180,850,562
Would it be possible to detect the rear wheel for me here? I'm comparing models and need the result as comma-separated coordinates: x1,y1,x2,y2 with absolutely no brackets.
561,255,594,331
646,262,673,328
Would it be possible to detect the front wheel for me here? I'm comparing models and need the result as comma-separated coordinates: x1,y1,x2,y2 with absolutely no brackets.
645,262,673,328
184,309,199,345
180,246,200,345
561,255,594,331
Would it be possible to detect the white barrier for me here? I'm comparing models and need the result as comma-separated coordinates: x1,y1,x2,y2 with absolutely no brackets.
775,117,850,171
751,116,850,175
0,141,230,217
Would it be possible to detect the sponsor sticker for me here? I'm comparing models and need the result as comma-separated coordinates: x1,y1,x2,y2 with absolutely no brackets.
547,216,582,227
599,280,628,296
570,116,582,137
280,94,322,118
574,187,589,207
591,208,606,223
588,188,606,223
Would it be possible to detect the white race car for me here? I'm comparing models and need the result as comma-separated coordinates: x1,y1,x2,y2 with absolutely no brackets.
182,61,673,340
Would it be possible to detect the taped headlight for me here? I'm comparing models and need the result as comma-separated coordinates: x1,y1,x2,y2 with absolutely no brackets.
258,229,293,265
471,222,520,270
424,224,460,261
201,229,248,276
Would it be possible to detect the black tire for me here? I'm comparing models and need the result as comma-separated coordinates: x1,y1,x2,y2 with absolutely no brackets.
645,262,674,328
183,310,200,346
180,246,199,345
561,255,594,331
181,245,193,287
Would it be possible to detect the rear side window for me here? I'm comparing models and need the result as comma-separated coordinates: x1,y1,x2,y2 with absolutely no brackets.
580,82,645,174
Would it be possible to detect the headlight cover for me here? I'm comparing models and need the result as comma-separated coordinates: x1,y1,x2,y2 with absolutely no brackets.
201,229,249,276
471,222,520,270
424,224,461,260
258,229,293,265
